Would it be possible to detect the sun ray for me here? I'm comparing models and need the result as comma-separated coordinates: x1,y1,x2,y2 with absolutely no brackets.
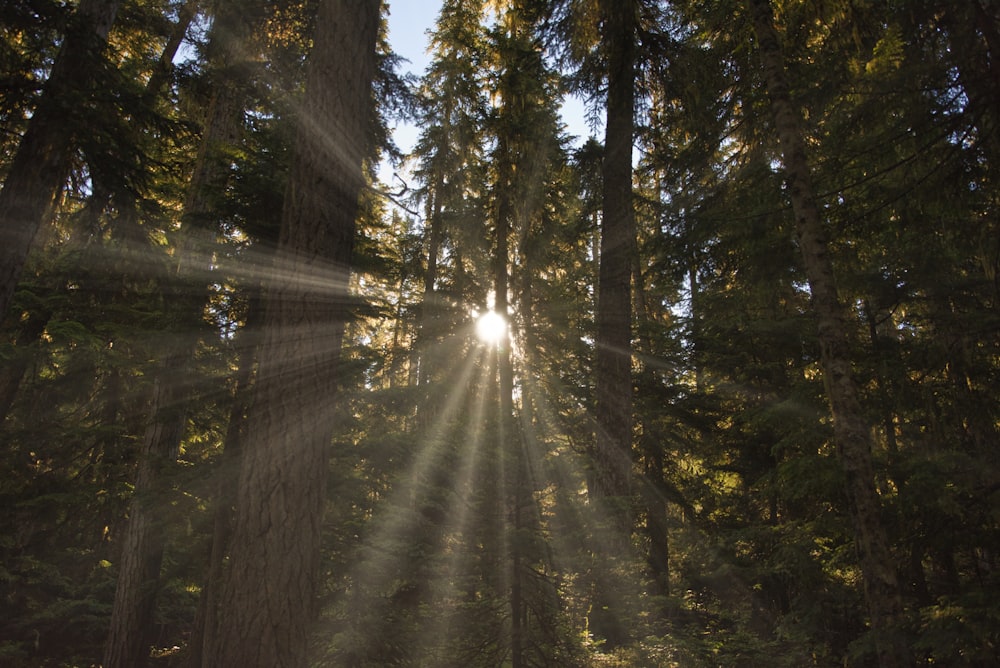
474,310,508,345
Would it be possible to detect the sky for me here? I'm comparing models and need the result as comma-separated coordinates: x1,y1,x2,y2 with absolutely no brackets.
383,1,594,168
384,2,436,156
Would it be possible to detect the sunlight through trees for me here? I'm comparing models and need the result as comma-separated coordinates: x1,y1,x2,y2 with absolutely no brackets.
475,310,508,345
1,0,998,666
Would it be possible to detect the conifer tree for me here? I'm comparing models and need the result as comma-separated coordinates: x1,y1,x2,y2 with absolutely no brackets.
102,1,262,664
0,0,123,317
205,1,380,664
412,0,489,394
747,3,910,665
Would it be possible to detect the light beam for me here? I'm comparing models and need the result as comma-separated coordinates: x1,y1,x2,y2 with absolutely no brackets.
475,310,507,345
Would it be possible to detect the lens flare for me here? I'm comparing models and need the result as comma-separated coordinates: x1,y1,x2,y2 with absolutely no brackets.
475,310,507,345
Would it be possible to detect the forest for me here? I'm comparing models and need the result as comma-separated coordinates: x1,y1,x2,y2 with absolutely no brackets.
1,0,998,666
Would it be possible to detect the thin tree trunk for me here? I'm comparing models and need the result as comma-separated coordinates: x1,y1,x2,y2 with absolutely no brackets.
0,0,122,318
501,224,523,668
102,7,248,663
205,2,379,665
142,0,199,104
492,124,523,666
415,176,445,408
748,2,909,666
103,374,185,668
632,205,671,603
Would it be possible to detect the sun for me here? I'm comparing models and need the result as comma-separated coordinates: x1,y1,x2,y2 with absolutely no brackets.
475,310,507,345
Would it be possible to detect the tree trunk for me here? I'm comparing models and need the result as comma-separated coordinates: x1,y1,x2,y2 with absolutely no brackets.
501,197,524,668
633,210,670,603
588,0,638,649
142,0,198,104
0,0,122,318
593,0,636,522
187,288,263,668
102,7,249,663
416,175,445,395
103,375,185,668
748,2,909,666
205,2,379,665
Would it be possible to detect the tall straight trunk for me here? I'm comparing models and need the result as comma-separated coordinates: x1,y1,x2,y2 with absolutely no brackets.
205,2,379,665
102,9,249,665
641,434,670,599
748,2,909,666
493,131,522,667
0,0,122,318
632,211,671,602
588,0,638,649
187,288,263,668
416,175,444,392
593,0,636,519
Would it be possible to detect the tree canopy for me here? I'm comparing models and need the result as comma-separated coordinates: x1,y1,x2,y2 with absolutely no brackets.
0,1,998,666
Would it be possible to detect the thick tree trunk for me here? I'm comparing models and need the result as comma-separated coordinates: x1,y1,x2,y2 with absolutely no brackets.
593,0,636,521
0,0,122,318
748,2,909,666
187,289,262,668
589,0,638,649
205,2,379,665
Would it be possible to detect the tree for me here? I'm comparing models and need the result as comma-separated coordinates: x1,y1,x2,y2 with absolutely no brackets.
411,0,489,395
204,1,380,665
575,0,641,648
747,1,909,665
0,0,123,317
486,3,567,663
102,1,256,664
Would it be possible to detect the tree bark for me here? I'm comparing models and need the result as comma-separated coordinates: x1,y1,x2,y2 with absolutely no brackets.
103,375,185,668
589,0,638,648
748,2,909,666
102,6,249,664
205,2,379,665
496,140,524,668
0,0,122,318
593,0,636,528
187,288,263,668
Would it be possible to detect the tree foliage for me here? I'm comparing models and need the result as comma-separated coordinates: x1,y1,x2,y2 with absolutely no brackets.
0,0,998,666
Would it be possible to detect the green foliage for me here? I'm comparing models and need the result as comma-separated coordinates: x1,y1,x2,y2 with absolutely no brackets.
1,0,999,665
